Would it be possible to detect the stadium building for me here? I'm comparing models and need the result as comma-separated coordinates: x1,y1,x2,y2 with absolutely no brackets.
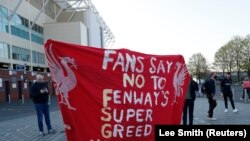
0,0,115,102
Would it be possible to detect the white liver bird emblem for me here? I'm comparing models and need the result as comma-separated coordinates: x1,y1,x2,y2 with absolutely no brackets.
172,62,188,105
45,43,77,110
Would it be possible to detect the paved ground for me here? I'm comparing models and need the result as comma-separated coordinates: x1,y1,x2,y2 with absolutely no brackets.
0,92,249,141
0,96,66,141
0,96,59,122
193,96,250,125
0,110,66,141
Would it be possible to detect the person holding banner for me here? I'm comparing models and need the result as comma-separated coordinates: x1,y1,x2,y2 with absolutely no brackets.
44,39,191,140
182,75,199,125
30,74,56,136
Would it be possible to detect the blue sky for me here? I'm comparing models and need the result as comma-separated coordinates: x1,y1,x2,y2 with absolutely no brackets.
92,0,250,63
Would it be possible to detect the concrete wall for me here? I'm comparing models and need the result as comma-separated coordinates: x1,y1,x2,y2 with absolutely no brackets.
44,22,88,45
85,10,103,48
0,32,10,44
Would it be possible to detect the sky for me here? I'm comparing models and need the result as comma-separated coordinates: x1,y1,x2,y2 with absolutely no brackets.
91,0,250,63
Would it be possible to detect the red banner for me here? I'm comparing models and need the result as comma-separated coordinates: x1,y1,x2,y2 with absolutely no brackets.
45,40,190,141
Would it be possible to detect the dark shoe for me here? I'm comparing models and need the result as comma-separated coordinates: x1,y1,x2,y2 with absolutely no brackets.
48,129,56,134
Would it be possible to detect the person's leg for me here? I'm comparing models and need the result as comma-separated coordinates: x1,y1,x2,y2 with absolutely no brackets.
242,89,245,99
223,93,228,109
182,100,188,125
43,104,52,130
247,89,250,99
188,99,194,125
228,92,235,109
35,104,44,132
211,99,217,116
207,95,213,118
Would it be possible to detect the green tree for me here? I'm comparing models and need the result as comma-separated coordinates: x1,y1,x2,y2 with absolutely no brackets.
241,34,250,77
213,46,227,75
213,44,235,74
230,36,244,82
187,53,208,83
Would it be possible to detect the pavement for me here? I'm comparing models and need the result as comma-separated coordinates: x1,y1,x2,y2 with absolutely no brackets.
0,110,66,141
193,96,250,125
0,96,66,141
0,96,59,122
0,92,250,141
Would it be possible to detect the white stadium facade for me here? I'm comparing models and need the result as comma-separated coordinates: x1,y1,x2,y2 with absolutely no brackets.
0,0,115,102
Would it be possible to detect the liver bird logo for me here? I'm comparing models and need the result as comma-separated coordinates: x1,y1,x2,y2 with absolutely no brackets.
172,62,188,105
45,43,77,111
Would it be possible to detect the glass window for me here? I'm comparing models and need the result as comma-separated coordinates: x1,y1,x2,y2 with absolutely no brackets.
3,17,8,24
40,26,43,34
0,43,4,58
0,5,8,33
12,45,30,62
30,21,43,35
1,6,8,18
0,22,3,32
11,25,30,40
9,13,31,40
32,52,36,63
3,22,8,32
25,32,28,40
24,19,29,28
32,51,45,64
0,42,10,59
19,16,29,28
31,34,44,45
6,11,44,44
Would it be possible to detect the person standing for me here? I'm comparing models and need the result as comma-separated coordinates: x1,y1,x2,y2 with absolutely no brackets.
182,75,199,125
240,78,250,100
206,72,217,120
30,74,56,136
220,72,238,113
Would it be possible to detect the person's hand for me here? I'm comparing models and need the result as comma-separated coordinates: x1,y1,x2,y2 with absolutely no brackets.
40,89,45,93
211,94,215,100
44,88,48,93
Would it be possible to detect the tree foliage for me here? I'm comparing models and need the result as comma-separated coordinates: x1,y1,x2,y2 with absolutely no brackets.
241,34,250,77
187,53,208,83
189,34,250,82
213,35,249,82
214,45,231,75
